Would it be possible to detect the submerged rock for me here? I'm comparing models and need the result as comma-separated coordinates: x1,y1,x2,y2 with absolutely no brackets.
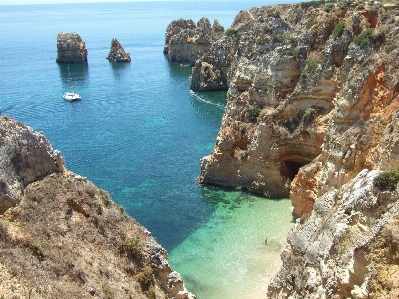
56,32,88,63
106,38,131,62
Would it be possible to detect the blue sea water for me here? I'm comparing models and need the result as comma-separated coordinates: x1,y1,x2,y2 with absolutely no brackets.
0,2,294,298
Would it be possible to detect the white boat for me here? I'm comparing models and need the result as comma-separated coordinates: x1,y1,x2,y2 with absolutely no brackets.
63,91,81,101
63,65,81,102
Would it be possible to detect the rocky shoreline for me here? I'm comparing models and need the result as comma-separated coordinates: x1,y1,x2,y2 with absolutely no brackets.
0,116,195,299
165,0,399,297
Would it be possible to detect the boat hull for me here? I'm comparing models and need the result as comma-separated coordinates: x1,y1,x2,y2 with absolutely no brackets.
63,92,81,102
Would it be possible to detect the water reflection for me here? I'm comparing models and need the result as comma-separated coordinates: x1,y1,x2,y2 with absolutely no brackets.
57,63,89,87
109,61,130,79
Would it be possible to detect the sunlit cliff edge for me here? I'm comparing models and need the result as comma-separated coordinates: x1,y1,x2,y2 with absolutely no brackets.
164,0,399,297
0,116,195,299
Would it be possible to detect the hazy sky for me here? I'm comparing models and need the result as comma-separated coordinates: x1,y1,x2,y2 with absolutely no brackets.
1,0,176,5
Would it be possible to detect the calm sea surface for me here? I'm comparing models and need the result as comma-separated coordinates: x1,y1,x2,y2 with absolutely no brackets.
0,1,294,298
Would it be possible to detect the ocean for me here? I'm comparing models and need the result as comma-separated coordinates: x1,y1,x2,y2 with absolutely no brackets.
0,1,294,298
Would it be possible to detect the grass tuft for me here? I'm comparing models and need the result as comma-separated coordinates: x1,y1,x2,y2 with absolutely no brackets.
374,166,399,191
354,28,374,48
333,19,345,39
247,106,261,121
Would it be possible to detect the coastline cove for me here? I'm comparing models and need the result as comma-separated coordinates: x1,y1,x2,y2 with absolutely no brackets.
0,1,295,298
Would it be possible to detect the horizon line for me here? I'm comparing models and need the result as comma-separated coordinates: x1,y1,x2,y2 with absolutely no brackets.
2,0,278,6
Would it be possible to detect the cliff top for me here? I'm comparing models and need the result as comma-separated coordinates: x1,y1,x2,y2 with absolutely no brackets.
0,116,194,299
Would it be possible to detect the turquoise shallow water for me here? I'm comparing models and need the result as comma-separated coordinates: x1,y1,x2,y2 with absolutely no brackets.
170,188,293,299
0,1,294,298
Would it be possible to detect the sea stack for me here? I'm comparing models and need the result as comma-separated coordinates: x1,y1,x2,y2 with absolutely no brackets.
106,38,131,62
164,17,224,66
56,32,88,63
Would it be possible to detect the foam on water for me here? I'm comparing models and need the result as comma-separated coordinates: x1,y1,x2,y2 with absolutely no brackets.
190,91,226,110
170,187,293,299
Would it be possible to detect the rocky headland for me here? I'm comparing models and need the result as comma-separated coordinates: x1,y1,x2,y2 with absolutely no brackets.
56,32,88,63
0,116,195,299
164,17,224,66
107,38,131,62
167,0,399,297
194,0,399,206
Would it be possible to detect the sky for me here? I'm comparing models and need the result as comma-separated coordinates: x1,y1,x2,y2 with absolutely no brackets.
1,0,177,5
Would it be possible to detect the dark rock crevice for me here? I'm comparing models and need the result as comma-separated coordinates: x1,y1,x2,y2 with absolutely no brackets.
281,160,309,180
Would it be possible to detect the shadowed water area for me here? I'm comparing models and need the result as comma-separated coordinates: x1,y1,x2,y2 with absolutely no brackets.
0,1,294,298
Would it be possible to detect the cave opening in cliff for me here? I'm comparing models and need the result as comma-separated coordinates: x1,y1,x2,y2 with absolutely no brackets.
280,160,308,180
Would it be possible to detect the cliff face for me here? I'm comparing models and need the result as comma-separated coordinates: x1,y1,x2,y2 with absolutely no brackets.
0,116,194,299
190,36,236,91
197,1,399,205
268,169,399,298
164,17,224,66
56,32,88,63
191,0,399,296
0,117,64,213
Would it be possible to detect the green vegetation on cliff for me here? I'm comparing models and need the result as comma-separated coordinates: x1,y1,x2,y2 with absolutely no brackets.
374,166,399,191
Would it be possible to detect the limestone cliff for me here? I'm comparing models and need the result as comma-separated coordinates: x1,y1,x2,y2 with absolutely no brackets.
0,117,64,213
198,0,399,204
56,32,88,63
192,0,399,296
190,36,236,91
0,116,195,299
106,38,131,62
164,17,224,66
268,169,399,298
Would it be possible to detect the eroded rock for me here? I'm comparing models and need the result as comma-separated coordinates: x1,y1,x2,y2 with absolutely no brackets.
164,17,224,65
190,36,235,91
106,38,131,62
0,116,64,214
0,116,195,299
197,2,399,204
268,169,399,298
56,32,88,63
